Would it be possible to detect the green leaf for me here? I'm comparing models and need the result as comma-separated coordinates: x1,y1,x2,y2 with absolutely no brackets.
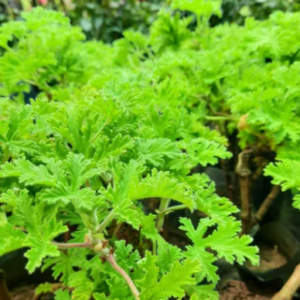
69,271,95,300
172,0,222,18
265,160,300,190
0,223,26,256
35,282,53,295
129,169,196,209
205,221,259,265
180,218,258,283
157,240,182,273
179,138,232,167
93,293,108,300
114,240,141,272
138,251,159,295
25,237,60,274
55,289,72,300
0,158,55,186
136,138,182,167
188,284,219,300
141,259,200,300
42,251,81,285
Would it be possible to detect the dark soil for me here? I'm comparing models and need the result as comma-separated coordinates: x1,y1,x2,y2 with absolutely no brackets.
11,284,52,300
219,280,274,300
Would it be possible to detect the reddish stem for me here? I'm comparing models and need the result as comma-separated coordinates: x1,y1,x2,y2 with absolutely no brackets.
106,253,140,300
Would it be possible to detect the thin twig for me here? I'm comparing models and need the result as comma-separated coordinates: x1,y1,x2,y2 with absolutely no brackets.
52,242,93,249
236,149,253,235
106,253,140,300
253,185,280,226
272,263,300,300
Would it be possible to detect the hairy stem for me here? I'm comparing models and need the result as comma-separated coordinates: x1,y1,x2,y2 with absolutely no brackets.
253,185,280,226
52,242,93,249
272,263,300,300
96,210,115,233
106,253,140,300
156,199,171,232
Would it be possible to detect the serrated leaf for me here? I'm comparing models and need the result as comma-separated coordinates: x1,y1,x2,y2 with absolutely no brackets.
180,218,258,283
0,158,55,186
69,271,95,300
55,289,72,300
129,169,196,209
93,293,108,300
0,223,26,256
35,282,53,295
141,259,200,300
25,238,60,274
188,284,219,300
265,160,300,190
136,138,182,167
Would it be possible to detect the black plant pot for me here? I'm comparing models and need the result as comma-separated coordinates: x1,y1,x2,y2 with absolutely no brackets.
237,222,300,287
0,249,53,289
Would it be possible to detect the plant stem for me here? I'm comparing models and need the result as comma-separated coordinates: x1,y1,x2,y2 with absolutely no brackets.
204,115,234,121
153,199,171,255
90,118,109,144
163,204,187,214
272,263,300,300
156,198,171,232
235,149,253,235
253,185,280,226
52,242,93,249
52,239,140,300
96,211,115,233
106,253,140,300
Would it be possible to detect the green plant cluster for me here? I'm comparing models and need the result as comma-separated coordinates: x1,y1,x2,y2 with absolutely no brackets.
220,0,300,24
2,0,300,299
2,0,300,44
67,0,164,42
0,0,165,43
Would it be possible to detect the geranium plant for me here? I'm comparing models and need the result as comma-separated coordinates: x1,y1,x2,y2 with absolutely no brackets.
8,2,300,299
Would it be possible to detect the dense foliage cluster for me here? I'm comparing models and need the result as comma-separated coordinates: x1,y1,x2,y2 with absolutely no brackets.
1,0,300,299
0,0,164,43
1,0,300,43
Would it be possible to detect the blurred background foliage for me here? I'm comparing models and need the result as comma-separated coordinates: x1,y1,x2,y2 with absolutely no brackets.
0,0,300,43
220,0,300,23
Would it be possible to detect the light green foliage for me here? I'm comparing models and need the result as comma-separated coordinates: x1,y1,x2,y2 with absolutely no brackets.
172,0,222,18
265,145,300,209
180,218,258,283
35,282,53,295
0,4,263,300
